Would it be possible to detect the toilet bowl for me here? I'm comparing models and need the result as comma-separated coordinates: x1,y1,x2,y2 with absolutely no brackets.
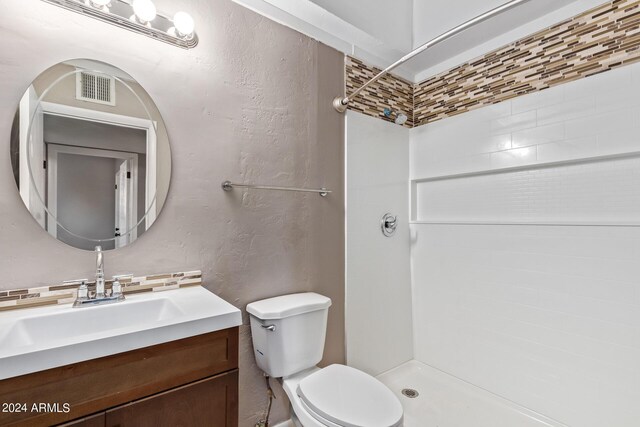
247,293,403,427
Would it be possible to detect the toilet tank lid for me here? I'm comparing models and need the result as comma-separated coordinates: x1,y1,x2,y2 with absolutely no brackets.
246,292,332,320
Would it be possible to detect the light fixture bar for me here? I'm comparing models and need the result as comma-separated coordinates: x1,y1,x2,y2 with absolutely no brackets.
41,0,198,49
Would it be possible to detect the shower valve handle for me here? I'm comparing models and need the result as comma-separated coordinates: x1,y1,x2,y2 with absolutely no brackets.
381,213,398,237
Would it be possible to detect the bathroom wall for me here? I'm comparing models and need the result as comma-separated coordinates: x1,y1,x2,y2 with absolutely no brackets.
410,62,640,427
345,111,413,376
0,0,344,425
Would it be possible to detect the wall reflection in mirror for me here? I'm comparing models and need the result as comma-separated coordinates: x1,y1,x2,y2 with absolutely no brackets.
10,59,171,251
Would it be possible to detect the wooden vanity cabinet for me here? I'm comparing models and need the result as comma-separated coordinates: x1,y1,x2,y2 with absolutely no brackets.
104,371,238,427
0,327,239,427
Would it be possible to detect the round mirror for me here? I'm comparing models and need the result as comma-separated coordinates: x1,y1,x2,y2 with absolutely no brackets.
10,59,171,251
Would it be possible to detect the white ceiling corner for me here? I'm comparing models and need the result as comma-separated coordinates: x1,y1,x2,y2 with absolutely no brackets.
231,0,607,83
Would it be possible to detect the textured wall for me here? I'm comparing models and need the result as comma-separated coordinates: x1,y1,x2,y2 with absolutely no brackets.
0,0,345,425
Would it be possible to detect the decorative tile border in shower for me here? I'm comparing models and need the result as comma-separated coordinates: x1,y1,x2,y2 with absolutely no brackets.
414,0,640,125
347,0,640,128
345,56,414,128
0,270,202,312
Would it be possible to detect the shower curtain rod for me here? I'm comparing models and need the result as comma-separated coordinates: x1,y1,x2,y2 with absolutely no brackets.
332,0,531,113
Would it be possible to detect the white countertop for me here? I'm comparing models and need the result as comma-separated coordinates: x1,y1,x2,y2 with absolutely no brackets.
0,286,242,380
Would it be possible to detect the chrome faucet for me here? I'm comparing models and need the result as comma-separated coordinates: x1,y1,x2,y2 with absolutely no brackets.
71,246,126,308
95,246,105,298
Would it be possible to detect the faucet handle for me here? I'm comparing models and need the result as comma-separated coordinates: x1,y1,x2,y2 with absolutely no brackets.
64,279,89,300
78,281,89,300
111,274,132,297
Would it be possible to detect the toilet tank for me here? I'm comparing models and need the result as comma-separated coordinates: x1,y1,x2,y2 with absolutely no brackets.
247,293,332,378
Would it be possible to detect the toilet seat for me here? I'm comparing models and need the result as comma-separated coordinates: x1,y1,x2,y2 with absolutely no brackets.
296,364,403,427
298,398,344,427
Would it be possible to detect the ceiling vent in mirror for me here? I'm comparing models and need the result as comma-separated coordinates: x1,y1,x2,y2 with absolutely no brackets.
76,71,116,106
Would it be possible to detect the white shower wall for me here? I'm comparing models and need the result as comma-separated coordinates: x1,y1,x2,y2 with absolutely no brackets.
346,112,413,376
410,63,640,427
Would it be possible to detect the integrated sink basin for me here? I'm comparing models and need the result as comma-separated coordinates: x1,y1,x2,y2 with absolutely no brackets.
0,298,183,349
0,286,241,379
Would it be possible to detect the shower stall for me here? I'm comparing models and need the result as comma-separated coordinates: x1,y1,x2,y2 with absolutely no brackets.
342,1,640,426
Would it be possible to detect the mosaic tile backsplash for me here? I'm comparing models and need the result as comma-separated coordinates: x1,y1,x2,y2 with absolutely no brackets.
346,56,414,128
0,271,202,312
346,0,640,128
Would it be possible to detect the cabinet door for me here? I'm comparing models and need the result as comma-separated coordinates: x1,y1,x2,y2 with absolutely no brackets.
105,370,238,427
57,412,105,427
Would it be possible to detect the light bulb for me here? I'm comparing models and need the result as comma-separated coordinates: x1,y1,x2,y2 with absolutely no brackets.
173,11,195,38
89,0,111,7
132,0,156,23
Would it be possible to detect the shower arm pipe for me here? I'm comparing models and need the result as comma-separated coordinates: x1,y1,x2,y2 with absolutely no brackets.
332,0,531,113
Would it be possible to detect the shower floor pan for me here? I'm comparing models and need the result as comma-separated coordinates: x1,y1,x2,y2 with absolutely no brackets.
377,360,567,427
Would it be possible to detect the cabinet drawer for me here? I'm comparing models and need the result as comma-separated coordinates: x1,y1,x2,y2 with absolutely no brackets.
0,328,238,426
106,371,238,427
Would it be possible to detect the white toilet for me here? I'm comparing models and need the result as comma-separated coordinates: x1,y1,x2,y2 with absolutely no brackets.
247,292,404,427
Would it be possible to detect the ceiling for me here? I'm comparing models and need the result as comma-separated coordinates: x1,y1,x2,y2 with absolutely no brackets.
232,0,604,82
308,0,413,52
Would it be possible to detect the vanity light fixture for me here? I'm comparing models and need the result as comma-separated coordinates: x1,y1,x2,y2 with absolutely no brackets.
171,11,195,40
41,0,198,49
131,0,156,25
89,0,111,9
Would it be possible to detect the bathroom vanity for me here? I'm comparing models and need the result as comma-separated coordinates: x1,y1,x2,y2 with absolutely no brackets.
0,286,242,427
0,328,238,426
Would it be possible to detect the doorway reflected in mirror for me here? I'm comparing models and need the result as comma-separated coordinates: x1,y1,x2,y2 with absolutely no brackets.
10,59,171,251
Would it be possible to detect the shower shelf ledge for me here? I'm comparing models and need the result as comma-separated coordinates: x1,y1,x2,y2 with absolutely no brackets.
410,150,640,184
409,221,640,227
